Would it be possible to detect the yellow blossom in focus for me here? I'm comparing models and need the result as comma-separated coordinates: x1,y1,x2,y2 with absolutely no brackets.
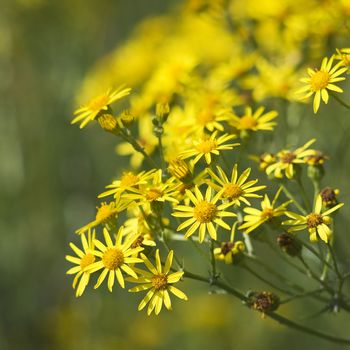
283,195,344,243
129,250,188,315
72,86,131,128
173,186,236,242
296,56,347,113
65,230,96,297
87,227,144,291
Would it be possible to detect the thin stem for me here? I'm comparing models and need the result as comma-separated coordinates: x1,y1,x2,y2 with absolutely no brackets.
280,288,325,304
183,269,350,344
210,239,218,284
296,177,311,212
119,129,157,168
327,242,342,280
330,92,350,110
157,133,167,175
242,263,294,296
280,184,307,215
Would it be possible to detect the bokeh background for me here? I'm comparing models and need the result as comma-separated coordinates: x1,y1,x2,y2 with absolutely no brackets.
1,0,350,349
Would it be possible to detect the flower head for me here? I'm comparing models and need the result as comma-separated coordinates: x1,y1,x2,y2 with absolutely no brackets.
72,86,131,128
66,230,96,297
129,250,188,315
282,195,343,243
179,131,239,165
87,227,143,291
173,185,236,242
207,165,265,206
296,56,347,113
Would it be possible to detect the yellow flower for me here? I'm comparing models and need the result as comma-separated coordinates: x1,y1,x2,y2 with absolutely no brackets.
240,192,291,234
98,169,156,199
228,106,278,132
65,230,96,297
207,165,265,206
172,186,236,242
335,48,350,71
72,86,131,128
282,195,344,243
76,200,127,235
122,170,179,209
87,227,143,291
179,131,239,165
266,139,316,179
214,223,245,264
128,249,188,315
296,56,347,113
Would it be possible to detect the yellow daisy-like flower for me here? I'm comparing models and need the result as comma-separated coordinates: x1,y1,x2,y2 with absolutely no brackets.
228,106,278,132
296,56,347,113
65,230,96,297
240,192,291,234
282,195,344,243
76,200,128,235
87,227,144,291
207,165,265,206
179,131,239,165
172,186,236,242
98,169,156,199
123,169,179,206
128,249,188,315
265,139,316,179
335,48,350,71
72,86,131,128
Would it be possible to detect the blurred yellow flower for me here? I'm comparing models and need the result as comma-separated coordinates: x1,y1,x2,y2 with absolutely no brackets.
129,250,188,315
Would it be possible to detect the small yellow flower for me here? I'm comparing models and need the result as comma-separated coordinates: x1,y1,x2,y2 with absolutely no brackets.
207,165,265,206
87,227,143,291
66,230,96,297
228,106,278,132
173,186,236,242
72,86,131,128
123,169,179,206
296,56,347,113
266,139,316,179
282,195,344,243
128,249,188,315
98,169,156,199
76,200,127,235
335,48,350,71
179,131,239,165
240,192,291,234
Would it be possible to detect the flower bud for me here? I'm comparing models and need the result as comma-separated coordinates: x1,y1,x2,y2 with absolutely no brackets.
277,233,302,257
247,291,280,314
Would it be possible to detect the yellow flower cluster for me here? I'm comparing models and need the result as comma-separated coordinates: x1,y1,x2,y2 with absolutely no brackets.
65,0,349,325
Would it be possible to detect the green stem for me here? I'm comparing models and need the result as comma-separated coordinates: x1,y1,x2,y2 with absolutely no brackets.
183,270,350,344
330,92,350,110
280,288,325,304
210,238,218,284
280,184,307,215
157,133,167,175
296,177,311,212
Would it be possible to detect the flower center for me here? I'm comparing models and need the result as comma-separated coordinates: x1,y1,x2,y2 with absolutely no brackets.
80,253,95,270
88,94,109,111
223,183,243,199
280,152,296,164
239,115,258,130
120,172,139,188
306,213,323,228
102,248,124,270
151,273,168,290
95,202,116,223
261,208,274,219
145,188,163,201
310,71,330,91
195,138,217,153
194,201,217,223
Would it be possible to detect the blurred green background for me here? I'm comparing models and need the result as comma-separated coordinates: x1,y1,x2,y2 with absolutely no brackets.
1,0,350,349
